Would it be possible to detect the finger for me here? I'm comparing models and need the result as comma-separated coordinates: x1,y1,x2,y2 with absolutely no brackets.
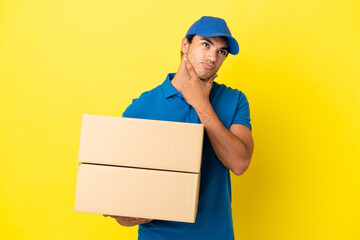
133,219,147,224
137,218,149,222
140,218,153,222
208,74,218,85
138,219,152,224
133,217,146,222
183,58,196,77
112,216,130,221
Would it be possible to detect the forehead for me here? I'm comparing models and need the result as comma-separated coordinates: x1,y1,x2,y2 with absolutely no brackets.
193,35,228,48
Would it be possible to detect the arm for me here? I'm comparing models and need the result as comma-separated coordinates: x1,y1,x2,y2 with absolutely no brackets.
195,105,254,176
181,58,254,176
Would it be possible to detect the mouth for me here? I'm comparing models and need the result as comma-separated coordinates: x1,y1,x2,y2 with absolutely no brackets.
201,61,215,70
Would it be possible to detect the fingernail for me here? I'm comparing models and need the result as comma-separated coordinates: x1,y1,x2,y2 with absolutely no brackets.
183,58,187,61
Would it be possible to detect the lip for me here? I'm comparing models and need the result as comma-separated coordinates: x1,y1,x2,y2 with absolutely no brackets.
202,62,215,70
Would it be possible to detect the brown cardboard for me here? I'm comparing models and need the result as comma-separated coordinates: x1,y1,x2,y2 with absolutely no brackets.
75,163,200,223
78,114,204,173
75,114,204,223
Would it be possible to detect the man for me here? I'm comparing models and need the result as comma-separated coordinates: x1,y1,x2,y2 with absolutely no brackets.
104,16,254,239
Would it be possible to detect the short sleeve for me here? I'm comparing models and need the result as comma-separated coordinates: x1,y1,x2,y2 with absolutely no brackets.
122,99,138,118
231,92,252,131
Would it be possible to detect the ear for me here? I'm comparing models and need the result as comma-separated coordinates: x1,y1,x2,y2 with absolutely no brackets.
181,37,189,55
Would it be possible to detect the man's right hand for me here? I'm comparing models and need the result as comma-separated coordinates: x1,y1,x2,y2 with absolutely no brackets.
103,214,153,227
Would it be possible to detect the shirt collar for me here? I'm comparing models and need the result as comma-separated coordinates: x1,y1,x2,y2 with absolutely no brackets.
161,73,181,99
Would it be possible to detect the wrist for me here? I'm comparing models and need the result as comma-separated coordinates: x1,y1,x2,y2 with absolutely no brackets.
194,101,218,127
193,99,211,115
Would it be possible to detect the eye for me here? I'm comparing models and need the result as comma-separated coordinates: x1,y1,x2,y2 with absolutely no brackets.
219,50,227,56
202,42,209,47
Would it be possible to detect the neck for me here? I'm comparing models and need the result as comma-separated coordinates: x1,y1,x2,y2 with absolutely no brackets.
171,58,189,92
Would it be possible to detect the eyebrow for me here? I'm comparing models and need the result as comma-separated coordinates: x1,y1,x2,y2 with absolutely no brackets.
200,37,230,52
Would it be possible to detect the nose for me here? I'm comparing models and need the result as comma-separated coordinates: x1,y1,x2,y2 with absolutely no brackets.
206,49,217,63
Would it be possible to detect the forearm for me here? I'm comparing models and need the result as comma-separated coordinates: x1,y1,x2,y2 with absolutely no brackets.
194,101,252,176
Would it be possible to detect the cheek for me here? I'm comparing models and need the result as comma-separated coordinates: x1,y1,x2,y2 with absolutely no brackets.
187,54,200,67
216,59,225,67
189,47,203,59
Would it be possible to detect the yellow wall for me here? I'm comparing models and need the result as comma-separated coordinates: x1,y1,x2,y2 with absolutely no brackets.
1,0,359,239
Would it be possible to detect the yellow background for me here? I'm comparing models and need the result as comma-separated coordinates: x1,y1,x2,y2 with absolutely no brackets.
1,0,359,239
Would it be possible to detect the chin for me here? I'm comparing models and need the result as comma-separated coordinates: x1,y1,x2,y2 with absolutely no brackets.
197,75,208,81
196,71,213,81
200,74,215,81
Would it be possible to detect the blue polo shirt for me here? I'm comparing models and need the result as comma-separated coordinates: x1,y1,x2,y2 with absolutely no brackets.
123,73,251,240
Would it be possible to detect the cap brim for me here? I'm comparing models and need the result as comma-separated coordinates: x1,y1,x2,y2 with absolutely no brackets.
195,32,239,55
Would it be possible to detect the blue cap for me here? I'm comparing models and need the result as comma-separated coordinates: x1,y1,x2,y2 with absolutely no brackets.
185,16,239,55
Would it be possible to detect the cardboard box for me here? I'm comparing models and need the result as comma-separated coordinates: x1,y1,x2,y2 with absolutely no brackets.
74,114,204,223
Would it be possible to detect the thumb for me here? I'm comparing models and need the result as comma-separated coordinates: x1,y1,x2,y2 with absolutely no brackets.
208,74,218,85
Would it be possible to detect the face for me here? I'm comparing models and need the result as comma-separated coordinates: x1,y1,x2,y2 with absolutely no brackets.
182,35,229,80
